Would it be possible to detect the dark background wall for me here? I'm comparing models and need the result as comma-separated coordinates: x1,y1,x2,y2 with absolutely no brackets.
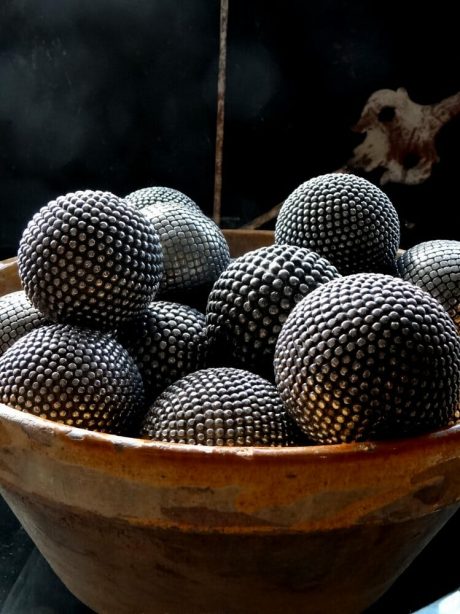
1,0,459,260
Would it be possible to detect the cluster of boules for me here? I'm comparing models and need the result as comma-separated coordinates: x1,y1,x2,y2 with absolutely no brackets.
0,188,229,435
270,173,460,443
1,174,459,448
205,172,460,444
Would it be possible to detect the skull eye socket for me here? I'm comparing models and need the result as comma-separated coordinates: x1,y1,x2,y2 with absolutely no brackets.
402,152,421,169
378,106,396,122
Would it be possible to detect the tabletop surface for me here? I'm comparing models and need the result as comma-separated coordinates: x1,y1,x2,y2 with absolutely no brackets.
0,496,458,614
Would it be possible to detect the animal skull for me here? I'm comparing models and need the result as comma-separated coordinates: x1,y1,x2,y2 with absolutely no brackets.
346,87,460,185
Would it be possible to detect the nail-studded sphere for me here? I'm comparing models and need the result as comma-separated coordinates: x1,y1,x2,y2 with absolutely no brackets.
141,367,304,446
17,190,163,329
275,173,400,275
274,273,460,444
125,186,201,213
0,324,144,434
142,205,230,296
206,244,340,378
0,290,49,356
116,301,207,405
397,240,460,331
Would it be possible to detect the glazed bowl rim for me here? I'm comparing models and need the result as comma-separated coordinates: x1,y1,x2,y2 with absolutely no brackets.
2,401,460,464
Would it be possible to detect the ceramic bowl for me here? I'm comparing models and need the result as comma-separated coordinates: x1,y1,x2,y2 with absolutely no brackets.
0,230,459,614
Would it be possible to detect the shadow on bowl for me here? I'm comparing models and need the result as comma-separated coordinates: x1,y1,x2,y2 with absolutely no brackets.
0,230,460,614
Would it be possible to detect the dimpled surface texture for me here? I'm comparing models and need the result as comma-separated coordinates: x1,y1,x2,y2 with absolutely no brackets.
125,186,201,212
0,323,144,434
17,190,163,329
275,173,400,275
206,244,340,378
141,367,303,446
117,301,207,405
0,290,49,355
274,273,460,444
397,240,460,331
142,205,230,295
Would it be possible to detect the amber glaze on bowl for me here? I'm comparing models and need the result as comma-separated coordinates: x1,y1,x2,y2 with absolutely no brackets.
0,230,460,614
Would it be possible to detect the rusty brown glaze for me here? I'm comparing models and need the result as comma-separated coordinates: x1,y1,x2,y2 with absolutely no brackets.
0,230,459,613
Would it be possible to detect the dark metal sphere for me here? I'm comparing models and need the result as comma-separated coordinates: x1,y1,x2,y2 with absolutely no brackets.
274,273,460,444
206,244,340,378
141,205,230,296
125,186,201,213
116,301,207,405
397,240,460,331
0,323,144,434
141,367,304,446
0,290,49,356
18,190,163,329
275,173,400,275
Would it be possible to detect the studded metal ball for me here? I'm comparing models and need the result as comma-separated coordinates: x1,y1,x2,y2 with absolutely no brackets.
141,205,230,296
397,240,460,331
206,244,340,378
274,273,460,444
275,173,400,275
0,290,49,356
116,301,207,405
141,367,304,446
125,186,201,213
18,190,163,329
0,323,144,434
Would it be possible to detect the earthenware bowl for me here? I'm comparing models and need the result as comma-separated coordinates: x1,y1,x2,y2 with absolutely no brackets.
0,230,459,614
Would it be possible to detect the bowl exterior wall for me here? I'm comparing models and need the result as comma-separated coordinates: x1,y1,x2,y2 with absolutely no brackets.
1,485,457,614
